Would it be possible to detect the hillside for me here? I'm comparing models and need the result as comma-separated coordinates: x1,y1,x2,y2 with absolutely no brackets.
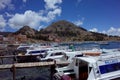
41,20,87,33
9,20,120,42
39,20,92,41
38,20,120,41
14,26,38,38
0,32,12,37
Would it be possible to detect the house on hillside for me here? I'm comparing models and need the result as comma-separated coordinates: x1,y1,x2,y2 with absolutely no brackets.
48,34,61,42
15,34,27,43
0,35,3,41
3,35,16,44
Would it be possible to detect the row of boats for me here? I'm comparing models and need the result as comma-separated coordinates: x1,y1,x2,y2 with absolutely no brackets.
16,43,120,80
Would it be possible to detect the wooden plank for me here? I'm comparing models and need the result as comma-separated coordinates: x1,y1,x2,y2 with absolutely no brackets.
0,64,13,69
15,62,54,68
0,62,54,69
0,55,40,58
0,61,69,69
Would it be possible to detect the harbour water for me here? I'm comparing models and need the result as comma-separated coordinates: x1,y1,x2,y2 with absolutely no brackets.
60,41,120,50
100,41,120,49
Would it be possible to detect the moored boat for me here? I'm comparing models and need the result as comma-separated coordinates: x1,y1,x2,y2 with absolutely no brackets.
54,51,120,80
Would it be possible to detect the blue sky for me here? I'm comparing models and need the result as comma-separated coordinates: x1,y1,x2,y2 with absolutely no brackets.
0,0,120,36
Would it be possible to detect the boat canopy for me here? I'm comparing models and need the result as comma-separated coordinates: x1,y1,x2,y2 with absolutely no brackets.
76,57,98,64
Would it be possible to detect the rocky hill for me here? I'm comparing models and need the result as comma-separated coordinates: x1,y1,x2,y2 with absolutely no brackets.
14,26,38,38
38,20,91,41
7,20,120,42
0,32,12,37
41,20,87,33
38,20,120,41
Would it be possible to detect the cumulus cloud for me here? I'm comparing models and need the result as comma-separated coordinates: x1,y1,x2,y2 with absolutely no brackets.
5,12,14,17
47,8,61,20
74,20,83,26
107,27,120,36
44,0,62,9
89,27,120,36
8,10,41,29
8,0,62,29
38,25,45,31
0,15,6,28
89,28,98,32
0,0,14,10
0,15,6,31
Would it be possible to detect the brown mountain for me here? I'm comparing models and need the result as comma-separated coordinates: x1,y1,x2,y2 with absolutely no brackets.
39,20,91,41
14,26,38,37
42,20,87,33
0,32,12,37
39,20,120,41
12,20,120,42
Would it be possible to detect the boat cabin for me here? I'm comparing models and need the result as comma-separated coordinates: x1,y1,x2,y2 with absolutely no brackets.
74,54,120,80
55,52,120,80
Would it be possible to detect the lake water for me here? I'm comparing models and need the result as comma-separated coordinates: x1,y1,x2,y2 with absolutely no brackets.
60,41,120,50
100,41,120,49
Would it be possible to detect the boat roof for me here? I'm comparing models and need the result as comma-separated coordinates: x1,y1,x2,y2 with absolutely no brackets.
75,50,120,64
75,56,98,64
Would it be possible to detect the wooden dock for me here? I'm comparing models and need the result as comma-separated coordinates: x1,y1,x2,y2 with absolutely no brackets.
0,61,69,80
0,61,69,69
0,54,41,58
0,55,70,80
0,62,54,69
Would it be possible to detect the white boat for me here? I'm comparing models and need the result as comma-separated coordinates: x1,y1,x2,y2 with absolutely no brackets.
16,46,70,62
17,44,33,51
41,50,83,62
54,51,120,80
16,43,102,63
102,48,120,54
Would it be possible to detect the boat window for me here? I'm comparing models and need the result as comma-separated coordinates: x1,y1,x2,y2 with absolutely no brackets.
75,59,79,66
75,54,83,57
51,52,64,56
79,60,88,80
29,50,47,54
75,59,84,66
99,62,120,74
18,47,30,51
63,69,74,73
111,77,120,80
89,67,92,73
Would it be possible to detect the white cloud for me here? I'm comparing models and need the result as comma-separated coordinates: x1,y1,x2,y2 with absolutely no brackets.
74,20,83,26
8,0,62,29
0,15,6,28
89,28,98,32
38,25,45,31
44,0,62,10
8,10,41,29
101,30,106,34
107,27,120,36
89,27,120,36
47,8,61,20
5,12,14,17
0,15,6,31
0,0,14,10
